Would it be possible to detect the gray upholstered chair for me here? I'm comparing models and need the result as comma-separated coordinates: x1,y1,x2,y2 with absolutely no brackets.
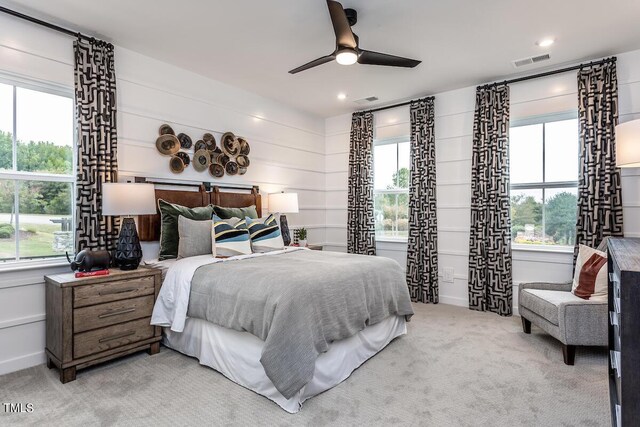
518,239,609,365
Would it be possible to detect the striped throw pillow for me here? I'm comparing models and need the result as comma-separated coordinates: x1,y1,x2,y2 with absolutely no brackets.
212,215,252,257
246,214,284,253
571,244,608,301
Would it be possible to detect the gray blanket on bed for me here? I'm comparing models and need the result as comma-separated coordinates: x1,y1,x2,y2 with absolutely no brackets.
186,249,414,399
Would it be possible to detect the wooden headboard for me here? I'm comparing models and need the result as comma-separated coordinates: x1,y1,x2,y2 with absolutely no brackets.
135,178,261,242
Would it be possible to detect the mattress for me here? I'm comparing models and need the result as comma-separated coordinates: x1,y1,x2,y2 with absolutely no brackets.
163,315,407,413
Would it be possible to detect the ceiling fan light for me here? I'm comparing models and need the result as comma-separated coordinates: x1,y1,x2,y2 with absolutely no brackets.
336,49,358,65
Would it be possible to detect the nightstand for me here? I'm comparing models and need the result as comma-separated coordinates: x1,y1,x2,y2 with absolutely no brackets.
44,267,162,383
307,244,323,251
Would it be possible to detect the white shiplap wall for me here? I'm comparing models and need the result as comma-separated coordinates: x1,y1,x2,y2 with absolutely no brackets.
325,48,640,309
0,14,326,374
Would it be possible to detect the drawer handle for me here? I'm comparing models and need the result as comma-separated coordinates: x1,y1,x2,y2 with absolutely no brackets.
98,308,136,319
98,331,135,343
98,287,137,296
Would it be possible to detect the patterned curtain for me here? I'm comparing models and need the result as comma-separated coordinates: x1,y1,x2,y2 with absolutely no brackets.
406,97,438,303
575,61,623,259
468,84,513,316
347,111,376,255
74,38,119,252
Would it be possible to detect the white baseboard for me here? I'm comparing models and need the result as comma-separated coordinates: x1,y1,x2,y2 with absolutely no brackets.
438,295,468,307
0,350,45,376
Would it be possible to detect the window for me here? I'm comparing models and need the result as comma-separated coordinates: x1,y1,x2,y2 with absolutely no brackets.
0,78,75,262
373,138,410,239
510,114,578,248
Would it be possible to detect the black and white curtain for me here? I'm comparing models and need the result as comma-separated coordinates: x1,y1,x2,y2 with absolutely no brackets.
468,84,513,316
74,38,119,253
575,61,623,258
347,111,376,255
406,98,438,303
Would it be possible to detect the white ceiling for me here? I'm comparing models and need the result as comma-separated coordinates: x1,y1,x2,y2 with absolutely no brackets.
3,0,640,118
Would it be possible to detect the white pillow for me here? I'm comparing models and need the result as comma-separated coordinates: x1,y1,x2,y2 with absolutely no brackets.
571,244,608,301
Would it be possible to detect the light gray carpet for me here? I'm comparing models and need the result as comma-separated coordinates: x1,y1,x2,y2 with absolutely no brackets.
0,303,609,426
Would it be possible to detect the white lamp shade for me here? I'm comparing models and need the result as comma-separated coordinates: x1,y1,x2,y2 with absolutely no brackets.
616,119,640,168
268,192,298,214
102,183,157,216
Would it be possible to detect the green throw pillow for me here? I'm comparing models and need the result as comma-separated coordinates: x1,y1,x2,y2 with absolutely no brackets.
212,204,258,220
158,199,213,260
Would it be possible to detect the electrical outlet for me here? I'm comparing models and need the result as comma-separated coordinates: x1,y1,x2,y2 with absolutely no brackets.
443,267,454,283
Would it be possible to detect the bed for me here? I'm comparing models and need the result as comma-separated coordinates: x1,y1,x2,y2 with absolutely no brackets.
137,179,414,413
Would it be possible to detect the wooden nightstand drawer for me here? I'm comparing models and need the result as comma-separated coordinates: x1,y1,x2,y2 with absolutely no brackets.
74,317,155,359
73,275,155,308
74,295,155,333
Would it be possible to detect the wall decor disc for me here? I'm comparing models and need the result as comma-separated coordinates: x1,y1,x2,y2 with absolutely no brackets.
225,161,239,175
209,163,225,178
205,139,216,152
159,124,175,135
177,133,193,149
219,154,230,166
193,149,211,171
176,151,191,167
169,156,185,173
213,146,222,155
238,138,250,155
194,140,207,152
236,154,250,168
156,134,180,155
221,132,240,156
238,167,248,175
203,132,215,143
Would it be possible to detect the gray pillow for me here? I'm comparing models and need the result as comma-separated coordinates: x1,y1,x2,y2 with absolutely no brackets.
212,205,258,220
177,216,213,259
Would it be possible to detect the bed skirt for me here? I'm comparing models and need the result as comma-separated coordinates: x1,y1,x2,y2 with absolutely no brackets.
163,315,407,413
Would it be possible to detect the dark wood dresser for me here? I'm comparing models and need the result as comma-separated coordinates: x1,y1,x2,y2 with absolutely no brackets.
607,238,640,427
45,267,162,383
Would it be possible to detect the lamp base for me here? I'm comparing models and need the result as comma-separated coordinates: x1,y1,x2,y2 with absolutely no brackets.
280,214,291,246
114,217,142,270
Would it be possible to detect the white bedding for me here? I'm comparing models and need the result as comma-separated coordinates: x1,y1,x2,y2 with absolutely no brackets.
163,314,406,413
150,247,306,332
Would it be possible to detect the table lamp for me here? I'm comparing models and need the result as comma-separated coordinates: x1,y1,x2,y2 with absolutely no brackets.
616,119,640,168
102,183,156,270
268,192,298,246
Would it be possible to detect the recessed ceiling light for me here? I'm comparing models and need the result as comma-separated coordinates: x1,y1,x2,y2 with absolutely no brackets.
337,93,347,101
536,38,555,47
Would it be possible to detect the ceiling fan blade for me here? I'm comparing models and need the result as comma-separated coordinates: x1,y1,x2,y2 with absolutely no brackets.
326,0,357,49
288,54,336,74
358,50,421,68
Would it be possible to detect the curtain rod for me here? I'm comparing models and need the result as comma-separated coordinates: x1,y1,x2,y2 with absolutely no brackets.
359,56,617,114
0,5,110,46
361,96,435,114
478,56,617,89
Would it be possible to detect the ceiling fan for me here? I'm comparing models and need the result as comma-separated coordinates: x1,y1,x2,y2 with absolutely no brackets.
288,0,421,74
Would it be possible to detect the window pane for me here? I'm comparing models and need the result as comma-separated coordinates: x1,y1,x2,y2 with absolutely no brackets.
511,189,543,245
544,188,577,246
18,180,73,259
374,192,409,238
0,83,13,171
374,144,398,190
16,87,73,175
545,119,578,182
0,180,16,261
510,124,543,184
397,142,410,189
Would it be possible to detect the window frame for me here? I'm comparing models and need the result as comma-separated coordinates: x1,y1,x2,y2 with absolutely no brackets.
373,136,411,242
0,73,76,264
509,111,579,252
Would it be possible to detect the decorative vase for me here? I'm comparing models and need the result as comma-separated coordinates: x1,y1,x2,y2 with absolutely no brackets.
299,239,307,247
